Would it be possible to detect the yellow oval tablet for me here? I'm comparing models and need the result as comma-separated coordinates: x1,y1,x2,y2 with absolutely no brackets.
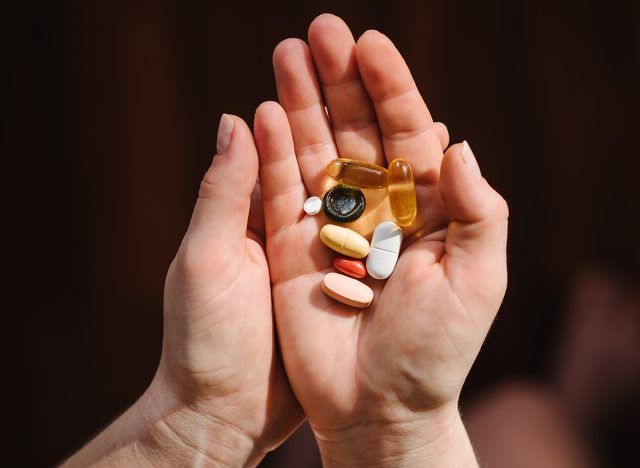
319,224,370,258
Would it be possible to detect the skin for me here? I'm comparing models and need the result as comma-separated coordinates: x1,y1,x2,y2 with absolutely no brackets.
63,13,508,468
63,115,303,467
254,14,508,467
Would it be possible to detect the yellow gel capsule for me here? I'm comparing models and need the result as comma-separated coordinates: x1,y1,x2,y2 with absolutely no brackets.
388,158,417,227
319,224,370,258
327,158,388,189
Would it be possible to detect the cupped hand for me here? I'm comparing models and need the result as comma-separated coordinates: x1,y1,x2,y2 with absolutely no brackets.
152,114,303,465
254,14,508,465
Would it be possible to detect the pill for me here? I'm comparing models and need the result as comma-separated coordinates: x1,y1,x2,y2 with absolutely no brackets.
322,184,366,223
320,224,370,258
327,158,388,189
321,272,374,308
366,221,403,279
303,196,322,215
333,257,367,279
388,159,417,227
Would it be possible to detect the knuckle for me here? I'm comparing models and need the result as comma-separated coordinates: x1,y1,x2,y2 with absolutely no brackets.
495,195,510,220
174,236,213,281
197,170,220,201
486,191,509,220
174,233,239,289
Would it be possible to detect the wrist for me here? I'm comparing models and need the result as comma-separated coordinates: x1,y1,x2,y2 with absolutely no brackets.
63,375,266,467
311,404,478,468
136,375,266,467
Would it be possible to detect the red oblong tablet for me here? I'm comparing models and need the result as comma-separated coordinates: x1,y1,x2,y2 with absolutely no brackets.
333,257,367,279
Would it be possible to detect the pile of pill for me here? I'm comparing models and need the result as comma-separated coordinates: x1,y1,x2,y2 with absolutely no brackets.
303,158,417,309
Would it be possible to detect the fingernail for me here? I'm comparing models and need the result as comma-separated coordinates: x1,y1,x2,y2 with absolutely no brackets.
434,121,447,131
461,140,482,178
216,114,235,154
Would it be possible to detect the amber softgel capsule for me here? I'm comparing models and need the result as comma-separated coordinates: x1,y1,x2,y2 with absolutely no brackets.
326,158,388,189
388,158,417,227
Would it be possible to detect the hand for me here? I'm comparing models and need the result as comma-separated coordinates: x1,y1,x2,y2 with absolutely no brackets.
156,113,304,463
254,14,508,467
64,115,302,467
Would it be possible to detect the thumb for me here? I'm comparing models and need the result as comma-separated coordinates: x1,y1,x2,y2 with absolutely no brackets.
186,113,258,244
439,141,509,310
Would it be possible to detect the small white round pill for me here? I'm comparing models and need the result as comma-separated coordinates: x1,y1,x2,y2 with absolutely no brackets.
303,196,322,215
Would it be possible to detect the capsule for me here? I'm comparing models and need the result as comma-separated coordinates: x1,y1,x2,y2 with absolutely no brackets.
327,158,388,189
388,159,417,227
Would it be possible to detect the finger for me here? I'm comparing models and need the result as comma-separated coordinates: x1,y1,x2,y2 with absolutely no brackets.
273,38,337,195
254,101,307,236
246,179,265,247
307,14,384,165
356,30,443,180
188,114,257,243
439,141,509,311
433,122,450,150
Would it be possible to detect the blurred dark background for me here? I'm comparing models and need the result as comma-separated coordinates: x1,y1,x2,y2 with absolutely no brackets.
3,1,639,466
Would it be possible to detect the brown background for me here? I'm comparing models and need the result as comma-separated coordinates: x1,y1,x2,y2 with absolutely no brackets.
3,1,639,466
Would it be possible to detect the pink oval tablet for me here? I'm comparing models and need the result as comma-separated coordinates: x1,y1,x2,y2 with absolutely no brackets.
333,257,367,279
321,272,373,309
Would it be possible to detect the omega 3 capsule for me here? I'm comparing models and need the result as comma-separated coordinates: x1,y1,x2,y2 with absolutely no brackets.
388,158,417,227
326,158,388,189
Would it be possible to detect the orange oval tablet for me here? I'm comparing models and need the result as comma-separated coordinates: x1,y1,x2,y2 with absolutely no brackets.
321,272,373,309
333,257,367,279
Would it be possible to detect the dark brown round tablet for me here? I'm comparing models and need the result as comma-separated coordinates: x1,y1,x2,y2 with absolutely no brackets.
322,184,366,223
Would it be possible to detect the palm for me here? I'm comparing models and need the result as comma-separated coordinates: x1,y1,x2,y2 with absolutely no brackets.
266,167,475,429
165,235,273,399
256,15,507,433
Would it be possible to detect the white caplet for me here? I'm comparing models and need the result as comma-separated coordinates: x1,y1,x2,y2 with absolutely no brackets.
366,221,402,279
303,196,322,215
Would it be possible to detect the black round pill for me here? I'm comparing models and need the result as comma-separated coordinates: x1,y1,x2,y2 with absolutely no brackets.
322,184,366,223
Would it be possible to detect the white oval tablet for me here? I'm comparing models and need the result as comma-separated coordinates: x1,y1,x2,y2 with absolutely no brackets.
366,221,403,279
321,272,373,308
303,196,322,215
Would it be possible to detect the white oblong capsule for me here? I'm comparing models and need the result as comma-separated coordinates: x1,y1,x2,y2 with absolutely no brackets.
366,221,402,279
